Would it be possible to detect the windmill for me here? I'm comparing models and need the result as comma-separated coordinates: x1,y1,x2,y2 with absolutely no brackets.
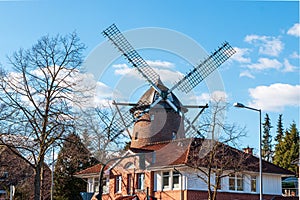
102,24,235,146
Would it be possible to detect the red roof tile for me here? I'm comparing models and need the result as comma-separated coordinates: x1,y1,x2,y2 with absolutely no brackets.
76,163,108,175
76,138,294,176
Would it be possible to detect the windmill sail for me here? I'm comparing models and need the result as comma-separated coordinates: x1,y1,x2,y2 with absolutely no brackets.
102,24,235,140
170,42,236,93
102,24,160,89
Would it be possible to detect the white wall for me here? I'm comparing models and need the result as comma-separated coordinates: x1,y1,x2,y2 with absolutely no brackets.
153,168,284,195
263,174,282,195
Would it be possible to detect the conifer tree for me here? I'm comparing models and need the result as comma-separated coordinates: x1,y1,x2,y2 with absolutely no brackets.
275,114,284,142
283,122,299,173
273,122,299,173
262,114,273,162
273,114,285,166
54,133,97,200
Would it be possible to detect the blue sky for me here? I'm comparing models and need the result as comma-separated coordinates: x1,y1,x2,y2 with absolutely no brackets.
0,0,299,154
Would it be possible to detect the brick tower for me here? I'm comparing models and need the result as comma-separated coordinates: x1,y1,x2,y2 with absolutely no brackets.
130,81,187,148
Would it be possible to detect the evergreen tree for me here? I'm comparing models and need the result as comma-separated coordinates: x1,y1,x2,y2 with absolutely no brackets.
283,122,299,173
275,114,284,142
273,122,299,174
262,113,273,162
273,114,285,166
54,133,97,200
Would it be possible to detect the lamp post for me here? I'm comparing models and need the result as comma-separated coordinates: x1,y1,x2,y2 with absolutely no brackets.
233,102,262,200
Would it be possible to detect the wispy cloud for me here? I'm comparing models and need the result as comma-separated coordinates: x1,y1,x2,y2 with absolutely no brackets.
112,60,183,84
244,34,284,57
248,83,300,112
231,47,251,63
287,23,300,37
239,70,255,79
146,60,175,69
290,51,300,59
246,58,282,71
283,59,298,72
190,91,228,104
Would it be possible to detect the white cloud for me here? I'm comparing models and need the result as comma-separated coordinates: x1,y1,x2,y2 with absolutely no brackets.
191,91,228,104
283,59,297,72
247,58,282,71
287,23,300,37
240,70,255,79
112,60,183,85
290,51,300,59
231,47,251,63
146,60,175,69
248,83,300,112
113,64,133,76
244,34,284,57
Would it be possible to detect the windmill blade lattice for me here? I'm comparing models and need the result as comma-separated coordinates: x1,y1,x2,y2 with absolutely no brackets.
170,42,236,93
102,24,160,90
108,108,134,141
102,24,236,140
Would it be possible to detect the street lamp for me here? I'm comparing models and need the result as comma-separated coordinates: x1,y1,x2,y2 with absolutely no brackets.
233,102,262,200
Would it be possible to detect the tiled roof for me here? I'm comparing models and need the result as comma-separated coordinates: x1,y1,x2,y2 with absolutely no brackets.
75,163,108,175
76,138,294,176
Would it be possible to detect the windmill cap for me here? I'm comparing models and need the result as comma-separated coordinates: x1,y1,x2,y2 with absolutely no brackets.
129,81,188,113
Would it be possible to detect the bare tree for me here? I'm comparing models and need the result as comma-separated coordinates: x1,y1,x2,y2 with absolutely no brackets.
0,32,86,200
77,102,131,200
186,99,250,200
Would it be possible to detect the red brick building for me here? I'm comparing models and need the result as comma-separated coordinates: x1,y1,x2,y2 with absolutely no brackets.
76,83,295,200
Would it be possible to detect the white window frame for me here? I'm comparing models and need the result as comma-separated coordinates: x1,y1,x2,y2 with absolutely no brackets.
172,171,180,189
250,175,257,192
115,175,122,193
229,174,244,192
136,173,145,191
103,177,110,194
162,171,170,190
160,170,181,191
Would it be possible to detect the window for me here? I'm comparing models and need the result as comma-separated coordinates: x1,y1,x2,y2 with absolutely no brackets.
124,162,134,169
162,172,170,189
88,178,93,192
87,177,99,193
136,173,145,190
127,174,132,194
229,174,244,191
172,131,177,140
172,171,180,189
251,176,257,192
150,114,155,121
103,178,109,194
94,178,99,192
236,174,243,191
115,175,122,193
229,175,235,190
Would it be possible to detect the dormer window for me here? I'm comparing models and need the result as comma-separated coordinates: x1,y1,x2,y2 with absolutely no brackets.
172,131,177,140
150,114,155,121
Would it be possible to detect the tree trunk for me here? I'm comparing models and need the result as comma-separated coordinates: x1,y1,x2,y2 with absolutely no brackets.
96,165,106,200
34,165,41,200
34,160,44,200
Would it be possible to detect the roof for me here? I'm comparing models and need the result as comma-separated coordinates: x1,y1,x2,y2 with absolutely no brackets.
76,138,294,176
75,163,109,177
129,80,187,113
115,196,137,200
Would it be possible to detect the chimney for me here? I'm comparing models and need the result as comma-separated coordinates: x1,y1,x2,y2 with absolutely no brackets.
243,146,253,155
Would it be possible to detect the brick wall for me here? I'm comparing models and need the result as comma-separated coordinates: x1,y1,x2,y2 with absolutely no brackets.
131,108,185,148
